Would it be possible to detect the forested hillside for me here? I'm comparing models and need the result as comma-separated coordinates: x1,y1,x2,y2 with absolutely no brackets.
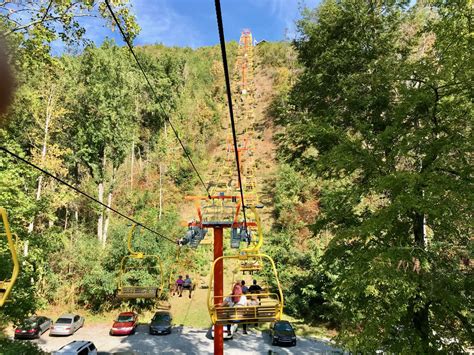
0,1,472,354
267,1,472,353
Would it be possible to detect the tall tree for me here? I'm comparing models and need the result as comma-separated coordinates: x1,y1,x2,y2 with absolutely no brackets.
68,41,136,245
278,0,473,352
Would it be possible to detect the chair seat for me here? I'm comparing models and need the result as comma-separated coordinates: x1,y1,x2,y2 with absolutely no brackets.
117,286,158,299
214,304,280,324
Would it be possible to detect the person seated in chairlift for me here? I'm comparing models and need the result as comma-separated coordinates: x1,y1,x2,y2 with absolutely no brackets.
247,294,259,306
221,283,246,307
174,275,184,297
241,280,249,294
221,283,248,335
248,279,262,294
183,274,193,298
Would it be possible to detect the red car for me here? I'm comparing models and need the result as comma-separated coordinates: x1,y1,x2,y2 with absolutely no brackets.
109,312,138,336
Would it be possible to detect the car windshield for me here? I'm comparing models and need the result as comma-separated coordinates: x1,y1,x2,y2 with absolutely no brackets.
20,319,37,327
55,318,72,324
153,314,170,322
275,323,293,332
117,315,134,322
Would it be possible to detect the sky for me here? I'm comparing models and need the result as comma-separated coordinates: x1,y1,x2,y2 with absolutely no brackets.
79,0,321,49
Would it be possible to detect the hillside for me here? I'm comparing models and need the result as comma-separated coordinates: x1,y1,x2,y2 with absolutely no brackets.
1,1,472,354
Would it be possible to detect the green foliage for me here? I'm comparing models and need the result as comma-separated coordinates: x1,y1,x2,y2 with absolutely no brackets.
274,0,473,352
256,42,295,68
0,139,38,227
0,38,220,327
0,337,46,355
0,1,138,63
265,165,334,325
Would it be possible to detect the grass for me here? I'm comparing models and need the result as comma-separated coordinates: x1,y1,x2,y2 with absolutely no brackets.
280,314,337,339
167,286,212,328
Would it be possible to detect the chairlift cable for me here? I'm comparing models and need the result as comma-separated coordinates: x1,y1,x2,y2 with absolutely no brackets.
213,0,248,227
0,146,177,245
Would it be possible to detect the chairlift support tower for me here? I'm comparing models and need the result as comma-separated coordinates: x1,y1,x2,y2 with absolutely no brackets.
185,194,256,355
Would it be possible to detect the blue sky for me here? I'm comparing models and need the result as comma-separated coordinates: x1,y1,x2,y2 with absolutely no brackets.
81,0,321,49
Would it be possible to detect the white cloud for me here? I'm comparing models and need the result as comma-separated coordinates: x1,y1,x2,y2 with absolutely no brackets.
131,0,201,47
252,0,320,39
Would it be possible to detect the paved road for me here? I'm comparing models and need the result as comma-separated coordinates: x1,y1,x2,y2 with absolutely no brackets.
23,323,343,354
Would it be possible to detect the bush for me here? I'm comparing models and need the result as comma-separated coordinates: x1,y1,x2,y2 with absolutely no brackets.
0,338,46,355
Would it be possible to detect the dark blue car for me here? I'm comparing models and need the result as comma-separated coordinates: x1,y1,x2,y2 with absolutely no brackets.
270,320,297,346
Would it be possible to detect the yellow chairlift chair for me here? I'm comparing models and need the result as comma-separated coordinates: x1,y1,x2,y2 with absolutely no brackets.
207,253,284,325
239,206,264,273
117,225,164,300
0,208,20,307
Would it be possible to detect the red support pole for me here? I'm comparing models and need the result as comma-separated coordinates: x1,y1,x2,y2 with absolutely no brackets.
214,227,224,355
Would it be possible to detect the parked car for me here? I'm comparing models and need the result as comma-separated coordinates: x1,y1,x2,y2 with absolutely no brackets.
53,340,97,354
270,320,297,346
149,311,172,335
14,316,51,339
211,324,238,340
110,311,138,336
50,314,84,336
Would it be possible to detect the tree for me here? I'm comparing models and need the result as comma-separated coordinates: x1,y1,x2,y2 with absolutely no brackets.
277,0,473,352
0,1,139,45
67,41,136,246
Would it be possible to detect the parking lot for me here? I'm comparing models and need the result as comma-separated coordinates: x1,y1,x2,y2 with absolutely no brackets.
19,323,343,354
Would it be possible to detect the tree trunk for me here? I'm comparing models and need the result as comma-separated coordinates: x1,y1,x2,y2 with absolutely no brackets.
102,167,117,247
23,240,28,257
97,151,107,243
138,146,143,169
412,200,430,352
159,163,163,220
97,181,104,243
28,87,54,234
64,208,68,231
130,141,134,190
102,190,112,247
102,167,116,247
74,206,79,225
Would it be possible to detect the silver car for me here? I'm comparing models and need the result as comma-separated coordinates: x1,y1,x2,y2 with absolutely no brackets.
50,314,84,336
53,340,97,354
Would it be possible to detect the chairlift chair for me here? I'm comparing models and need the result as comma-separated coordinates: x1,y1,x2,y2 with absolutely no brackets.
117,255,164,299
116,224,164,300
207,253,284,325
0,208,19,307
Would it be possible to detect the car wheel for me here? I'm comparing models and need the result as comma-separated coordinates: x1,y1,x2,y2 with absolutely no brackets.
292,341,296,346
272,339,277,345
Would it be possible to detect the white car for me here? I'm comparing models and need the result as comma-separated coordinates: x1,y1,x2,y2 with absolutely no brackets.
211,324,238,339
50,314,84,336
53,340,97,354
